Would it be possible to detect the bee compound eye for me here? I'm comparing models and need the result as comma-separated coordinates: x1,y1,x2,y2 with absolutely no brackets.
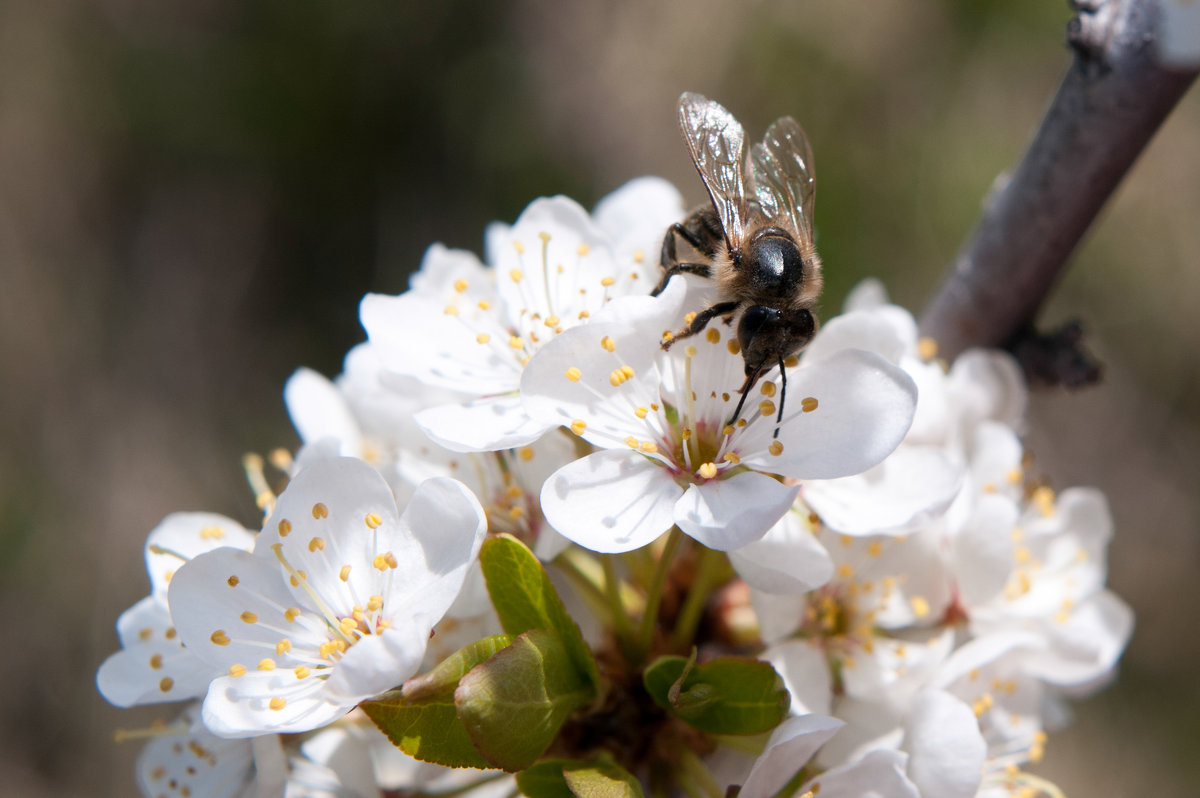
737,305,780,353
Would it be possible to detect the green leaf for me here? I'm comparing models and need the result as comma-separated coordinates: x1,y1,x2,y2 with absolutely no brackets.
517,758,646,798
456,628,594,771
479,534,600,690
642,654,790,735
359,634,512,769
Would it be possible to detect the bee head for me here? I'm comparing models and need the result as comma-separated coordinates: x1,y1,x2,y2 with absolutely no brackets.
736,305,817,377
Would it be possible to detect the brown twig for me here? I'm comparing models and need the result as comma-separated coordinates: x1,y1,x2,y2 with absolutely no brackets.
918,0,1198,382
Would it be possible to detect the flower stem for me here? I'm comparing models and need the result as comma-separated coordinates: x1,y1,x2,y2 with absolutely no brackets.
634,526,684,663
602,553,635,655
679,748,723,798
671,544,724,651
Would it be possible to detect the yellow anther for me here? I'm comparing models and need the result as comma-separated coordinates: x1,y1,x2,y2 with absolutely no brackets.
257,659,277,671
453,279,468,293
200,525,225,540
308,537,326,552
917,337,938,361
365,512,382,529
705,328,720,344
159,677,174,693
910,596,930,617
275,639,292,656
476,333,491,344
505,484,523,499
513,240,525,254
277,519,292,536
339,565,352,581
478,300,491,310
685,312,697,324
698,462,718,479
651,403,660,411
284,607,300,622
768,440,784,456
723,452,741,465
1006,467,1023,484
759,382,777,398
294,666,310,679
838,563,854,578
609,369,626,387
600,276,615,287
226,575,239,587
229,664,246,677
508,506,525,520
578,310,590,320
544,315,560,328
367,595,384,612
661,330,674,342
801,397,819,413
510,269,523,282
443,304,459,316
519,447,534,461
601,335,616,352
868,541,883,557
759,400,776,417
784,355,799,368
340,617,359,635
1014,546,1031,564
726,340,740,356
211,630,230,646
240,611,258,624
509,335,524,349
983,482,997,493
165,628,176,639
269,697,287,711
570,419,587,436
624,436,639,449
138,628,152,641
722,425,735,437
621,365,635,379
312,502,329,520
635,406,648,419
565,367,582,382
1032,486,1056,517
684,345,697,358
149,654,163,670
577,243,590,256
681,429,692,440
373,552,398,571
639,441,658,454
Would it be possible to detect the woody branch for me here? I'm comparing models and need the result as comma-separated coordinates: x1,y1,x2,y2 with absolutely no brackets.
918,0,1197,380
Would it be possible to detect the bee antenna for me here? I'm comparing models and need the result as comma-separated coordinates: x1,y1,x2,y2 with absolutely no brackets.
728,367,760,427
773,355,787,439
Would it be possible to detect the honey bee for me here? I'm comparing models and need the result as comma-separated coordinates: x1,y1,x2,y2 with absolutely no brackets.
652,92,822,437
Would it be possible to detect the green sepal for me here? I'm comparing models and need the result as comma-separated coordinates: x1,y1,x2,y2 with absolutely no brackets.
359,634,512,769
642,653,790,735
517,757,646,798
455,628,595,771
479,534,601,690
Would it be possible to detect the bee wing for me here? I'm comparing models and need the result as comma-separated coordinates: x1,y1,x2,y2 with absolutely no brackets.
749,116,816,242
677,92,748,250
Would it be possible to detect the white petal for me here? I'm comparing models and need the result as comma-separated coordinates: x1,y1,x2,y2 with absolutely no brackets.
1024,590,1134,689
902,690,986,798
540,450,681,553
802,446,962,536
762,639,834,716
805,749,919,798
146,512,257,600
323,623,430,703
803,308,915,365
948,349,1027,431
136,705,255,796
408,242,493,296
744,349,917,480
673,471,799,551
284,368,363,455
360,291,519,396
751,589,807,646
98,596,216,706
738,714,844,798
415,395,554,453
842,278,889,312
202,670,350,738
729,512,833,594
391,476,488,622
953,494,1019,606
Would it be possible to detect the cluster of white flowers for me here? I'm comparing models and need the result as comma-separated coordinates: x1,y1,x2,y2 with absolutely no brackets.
98,178,1131,798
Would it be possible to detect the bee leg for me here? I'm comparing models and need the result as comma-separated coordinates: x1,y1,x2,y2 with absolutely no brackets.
662,300,740,350
651,262,712,297
652,222,715,296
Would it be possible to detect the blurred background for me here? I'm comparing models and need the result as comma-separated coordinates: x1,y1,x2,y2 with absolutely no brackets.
2,1,1196,795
